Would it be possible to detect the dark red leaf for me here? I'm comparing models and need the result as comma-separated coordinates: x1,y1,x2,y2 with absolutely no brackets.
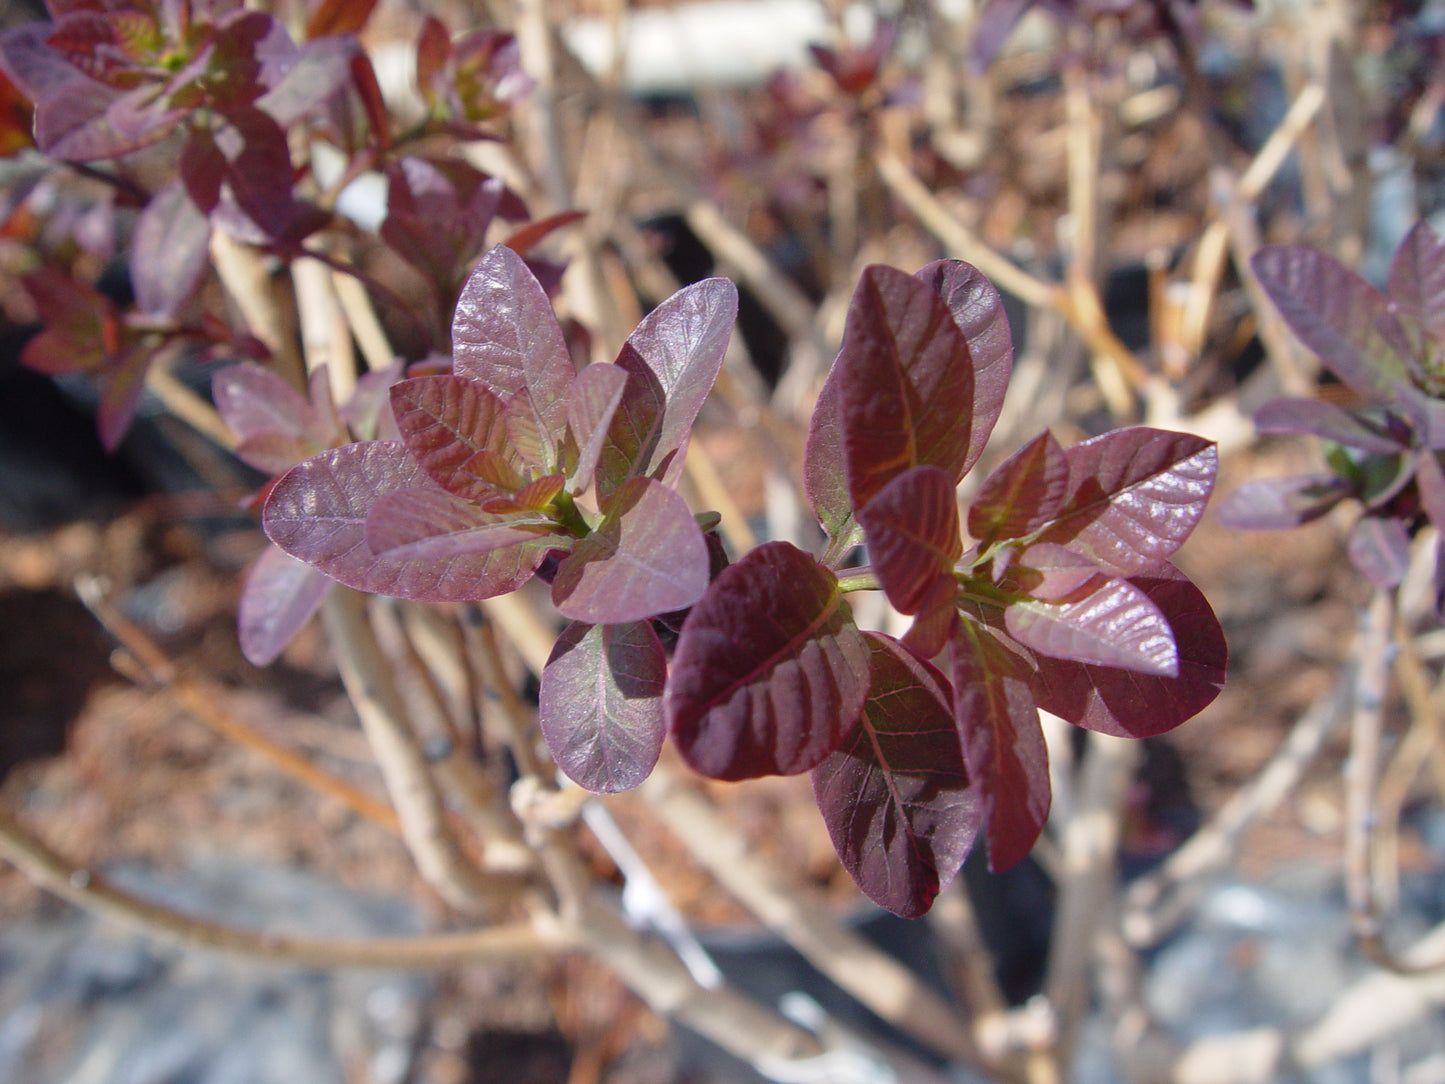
1004,575,1178,676
238,542,331,666
452,245,574,471
502,210,586,256
855,465,961,615
95,340,154,451
1029,564,1226,738
837,264,976,510
1033,428,1216,574
950,617,1048,872
262,440,548,601
914,259,1013,477
304,0,378,39
539,620,667,793
389,374,517,501
802,373,858,546
968,431,1069,545
667,541,870,780
811,633,981,918
552,477,708,624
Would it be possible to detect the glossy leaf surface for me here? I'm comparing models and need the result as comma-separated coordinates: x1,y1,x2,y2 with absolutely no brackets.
855,465,961,616
668,541,869,780
364,487,554,560
566,362,628,494
811,633,980,918
389,375,516,502
539,621,667,793
1003,575,1178,676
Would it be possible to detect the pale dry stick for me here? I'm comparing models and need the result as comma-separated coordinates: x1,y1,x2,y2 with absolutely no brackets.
399,602,478,746
145,364,236,452
329,268,396,373
209,230,305,386
514,0,571,213
75,575,403,836
1178,82,1327,359
926,880,1017,1070
0,805,552,969
683,439,758,558
322,589,496,913
461,604,550,781
1224,193,1318,397
1345,589,1396,950
477,591,557,678
639,763,986,1071
292,255,356,405
1120,669,1355,948
1041,731,1142,1075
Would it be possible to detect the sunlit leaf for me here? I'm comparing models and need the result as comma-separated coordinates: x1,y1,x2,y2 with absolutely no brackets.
968,431,1069,545
539,620,667,793
566,363,627,494
213,361,331,473
1388,220,1445,346
1004,575,1178,676
811,633,980,918
364,487,555,560
389,374,518,501
855,464,961,615
552,477,708,624
667,541,869,780
238,543,331,666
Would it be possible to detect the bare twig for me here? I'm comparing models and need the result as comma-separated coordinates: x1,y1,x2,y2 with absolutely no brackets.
1345,590,1395,949
209,231,304,386
0,804,550,969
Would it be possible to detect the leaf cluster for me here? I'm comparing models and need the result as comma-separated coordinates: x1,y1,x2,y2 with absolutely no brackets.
1219,222,1445,595
265,249,1226,918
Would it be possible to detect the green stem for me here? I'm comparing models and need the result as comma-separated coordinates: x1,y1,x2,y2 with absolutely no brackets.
551,490,593,539
833,566,879,594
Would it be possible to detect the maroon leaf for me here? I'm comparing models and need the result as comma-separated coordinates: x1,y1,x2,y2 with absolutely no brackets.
1001,542,1103,600
389,374,517,501
950,617,1048,872
566,362,628,494
802,373,858,546
304,0,379,38
1033,428,1216,574
130,180,211,322
667,541,870,780
915,259,1013,477
1252,246,1411,401
1388,221,1445,345
452,245,574,471
263,441,548,601
968,431,1069,545
539,620,667,793
95,340,154,452
855,465,961,615
364,487,555,560
1029,564,1226,738
1004,575,1178,676
381,157,501,289
837,265,977,509
1348,513,1412,587
238,543,331,666
213,362,331,473
1214,473,1350,530
811,633,981,918
552,477,708,624
599,277,738,496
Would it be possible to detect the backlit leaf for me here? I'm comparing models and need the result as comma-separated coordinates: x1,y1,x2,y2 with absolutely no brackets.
263,441,547,601
667,541,869,780
837,265,976,509
855,465,961,615
552,477,708,624
539,620,667,793
566,363,627,494
1029,564,1226,738
238,543,331,666
1033,428,1216,574
364,487,555,560
452,245,573,471
950,617,1048,872
389,374,517,501
801,374,858,546
811,633,981,918
1004,575,1178,676
968,431,1069,545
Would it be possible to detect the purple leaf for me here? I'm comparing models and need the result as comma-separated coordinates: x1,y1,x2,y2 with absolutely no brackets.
262,440,548,601
1253,397,1408,455
855,465,961,615
95,341,153,452
238,543,331,666
1004,575,1178,676
213,361,331,473
130,180,211,322
539,620,667,793
452,245,574,471
254,33,357,125
599,277,738,495
1029,564,1227,738
968,431,1070,545
566,362,628,494
364,487,555,560
950,617,1049,872
1388,220,1445,345
811,633,981,918
667,541,870,780
1416,450,1445,532
1214,473,1351,530
208,107,311,244
1001,542,1102,600
1033,428,1216,574
1348,513,1412,587
802,373,857,544
552,477,708,624
1252,246,1411,401
837,265,977,510
381,157,501,289
915,259,1013,477
389,374,518,501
